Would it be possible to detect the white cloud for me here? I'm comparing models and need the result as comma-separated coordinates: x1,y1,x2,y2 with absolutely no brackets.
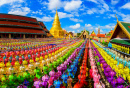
58,12,74,19
85,24,93,30
87,0,98,4
107,14,115,18
70,18,83,22
111,0,120,5
33,16,53,22
47,0,63,10
86,0,109,14
69,23,80,29
119,13,130,22
100,29,103,32
11,4,22,8
100,23,116,29
120,2,130,9
32,10,43,15
64,0,82,12
77,30,80,32
96,16,100,18
95,28,98,31
72,31,75,33
0,0,23,6
8,7,31,16
85,24,92,27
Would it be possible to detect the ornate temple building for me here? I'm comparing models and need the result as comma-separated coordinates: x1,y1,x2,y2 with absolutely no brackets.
108,19,130,55
50,9,64,38
79,29,89,39
66,32,73,39
0,13,51,38
90,30,97,38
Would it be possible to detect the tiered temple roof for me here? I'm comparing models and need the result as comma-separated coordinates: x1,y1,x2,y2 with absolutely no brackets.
0,13,46,35
90,30,96,36
97,34,105,38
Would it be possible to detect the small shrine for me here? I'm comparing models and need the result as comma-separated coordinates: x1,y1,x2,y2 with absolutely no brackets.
66,32,73,39
79,29,89,39
90,30,97,39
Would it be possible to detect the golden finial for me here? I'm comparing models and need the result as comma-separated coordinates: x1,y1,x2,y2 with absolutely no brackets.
115,13,118,21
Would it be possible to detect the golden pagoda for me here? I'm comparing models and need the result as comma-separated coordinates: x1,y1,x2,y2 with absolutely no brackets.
50,8,64,38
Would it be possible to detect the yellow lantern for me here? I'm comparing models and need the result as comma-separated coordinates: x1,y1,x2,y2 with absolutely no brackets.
50,56,54,63
14,61,20,72
45,55,48,60
118,64,123,69
19,65,25,76
23,60,28,70
127,75,130,83
40,56,43,61
46,58,50,66
49,54,51,58
6,62,11,75
36,57,39,62
8,66,14,75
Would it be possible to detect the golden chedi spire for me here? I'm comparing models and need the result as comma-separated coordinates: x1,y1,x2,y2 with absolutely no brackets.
50,8,64,38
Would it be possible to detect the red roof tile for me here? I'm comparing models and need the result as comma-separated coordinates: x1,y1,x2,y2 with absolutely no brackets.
97,34,105,37
0,14,37,22
0,27,45,34
0,21,41,28
39,22,49,31
109,30,113,33
91,34,96,36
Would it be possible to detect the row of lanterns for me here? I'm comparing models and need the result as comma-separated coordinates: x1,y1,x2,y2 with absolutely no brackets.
74,40,89,88
92,40,130,87
0,39,84,87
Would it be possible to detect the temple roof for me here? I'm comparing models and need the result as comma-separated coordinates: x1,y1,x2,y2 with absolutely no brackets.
110,38,130,46
97,34,105,37
0,13,47,35
0,13,37,22
79,29,89,38
90,30,96,36
109,30,113,33
120,22,130,33
39,21,49,32
108,20,130,42
0,27,46,34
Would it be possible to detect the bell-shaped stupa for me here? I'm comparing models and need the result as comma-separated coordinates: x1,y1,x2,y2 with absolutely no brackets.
50,8,64,38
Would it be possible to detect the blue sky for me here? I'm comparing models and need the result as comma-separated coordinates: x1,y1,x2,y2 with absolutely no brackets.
0,0,130,34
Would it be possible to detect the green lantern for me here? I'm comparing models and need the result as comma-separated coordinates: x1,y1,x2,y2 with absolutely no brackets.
9,74,14,81
97,62,100,66
2,76,6,82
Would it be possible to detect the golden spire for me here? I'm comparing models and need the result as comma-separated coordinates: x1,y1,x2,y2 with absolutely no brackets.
115,13,118,21
50,7,64,38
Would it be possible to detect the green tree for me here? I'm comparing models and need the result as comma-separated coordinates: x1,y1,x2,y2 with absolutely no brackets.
106,33,111,36
77,33,81,37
